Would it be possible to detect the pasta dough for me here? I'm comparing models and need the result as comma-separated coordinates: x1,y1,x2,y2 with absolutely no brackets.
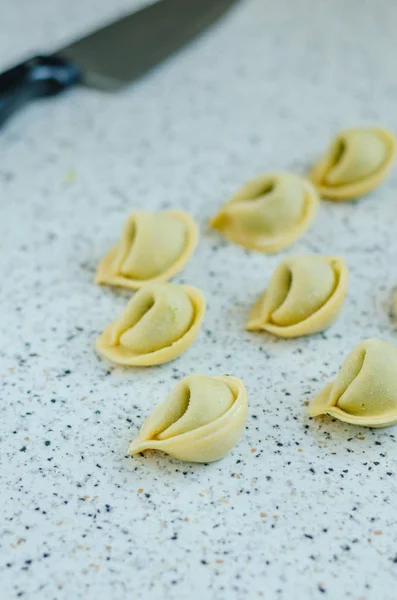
128,374,248,462
95,210,198,289
96,282,205,366
309,127,396,201
246,255,348,337
209,172,319,253
309,339,397,427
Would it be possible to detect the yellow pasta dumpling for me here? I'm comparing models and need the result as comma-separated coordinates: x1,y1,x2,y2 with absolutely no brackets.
309,339,397,427
96,282,205,366
96,210,198,289
309,127,396,201
128,374,248,462
246,255,348,338
209,172,319,253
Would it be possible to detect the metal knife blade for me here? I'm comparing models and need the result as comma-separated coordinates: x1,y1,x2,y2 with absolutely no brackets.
60,0,240,90
0,0,239,127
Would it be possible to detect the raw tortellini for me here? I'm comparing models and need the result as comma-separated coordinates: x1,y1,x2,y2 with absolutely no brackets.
246,255,348,338
96,282,205,366
309,339,397,428
209,172,319,253
128,374,248,462
96,210,198,289
309,127,396,201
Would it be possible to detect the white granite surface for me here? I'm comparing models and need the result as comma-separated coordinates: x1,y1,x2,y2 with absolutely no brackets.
1,0,397,598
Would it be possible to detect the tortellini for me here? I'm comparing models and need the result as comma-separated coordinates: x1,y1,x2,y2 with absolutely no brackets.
209,172,319,253
309,339,397,428
309,127,396,201
246,255,348,338
128,374,248,462
96,282,205,366
95,210,198,289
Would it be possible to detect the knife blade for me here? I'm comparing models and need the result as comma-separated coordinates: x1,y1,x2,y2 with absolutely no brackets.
0,0,239,127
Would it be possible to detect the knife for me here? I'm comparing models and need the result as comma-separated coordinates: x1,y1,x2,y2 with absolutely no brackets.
0,0,239,128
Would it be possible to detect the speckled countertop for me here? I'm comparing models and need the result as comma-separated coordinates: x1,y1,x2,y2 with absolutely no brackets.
1,0,397,598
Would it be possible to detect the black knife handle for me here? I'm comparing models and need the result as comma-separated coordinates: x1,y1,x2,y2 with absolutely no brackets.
0,54,81,128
